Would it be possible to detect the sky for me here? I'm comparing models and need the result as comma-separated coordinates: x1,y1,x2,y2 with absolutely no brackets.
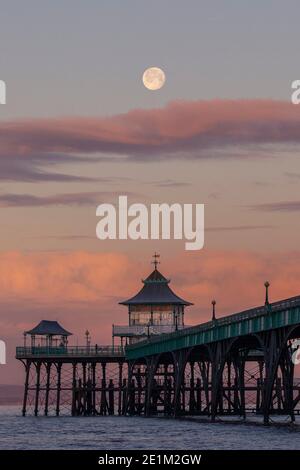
1,1,300,383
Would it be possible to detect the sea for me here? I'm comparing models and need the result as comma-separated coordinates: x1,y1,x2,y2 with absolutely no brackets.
0,406,300,450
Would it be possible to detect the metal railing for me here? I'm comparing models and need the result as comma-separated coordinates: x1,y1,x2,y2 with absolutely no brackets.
16,345,125,358
113,324,189,337
127,294,300,350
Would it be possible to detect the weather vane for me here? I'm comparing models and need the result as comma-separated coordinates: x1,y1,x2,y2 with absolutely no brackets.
152,252,160,270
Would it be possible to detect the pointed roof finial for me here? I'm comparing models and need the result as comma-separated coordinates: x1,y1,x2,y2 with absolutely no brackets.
152,252,160,270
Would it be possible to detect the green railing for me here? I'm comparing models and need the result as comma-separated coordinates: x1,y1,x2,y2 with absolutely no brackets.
126,295,300,360
16,345,125,358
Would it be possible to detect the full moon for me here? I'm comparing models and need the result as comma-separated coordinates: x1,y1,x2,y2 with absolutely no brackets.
142,67,166,91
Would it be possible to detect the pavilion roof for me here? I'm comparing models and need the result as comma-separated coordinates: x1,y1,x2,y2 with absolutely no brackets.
25,320,72,336
119,269,193,306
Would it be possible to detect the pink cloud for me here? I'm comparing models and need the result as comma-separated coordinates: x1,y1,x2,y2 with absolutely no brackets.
0,100,300,182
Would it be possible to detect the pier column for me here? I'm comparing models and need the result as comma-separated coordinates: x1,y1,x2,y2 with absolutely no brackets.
129,378,136,414
118,362,123,415
173,350,188,417
199,361,210,414
44,362,51,416
210,354,220,421
22,360,31,417
261,330,282,425
122,378,127,415
92,363,96,415
210,341,233,421
108,379,114,415
232,355,246,418
144,357,156,416
82,362,87,415
227,361,232,414
34,362,41,416
196,378,201,412
189,361,195,414
279,346,295,422
136,368,142,414
100,362,107,415
71,362,77,416
163,364,170,415
56,363,62,416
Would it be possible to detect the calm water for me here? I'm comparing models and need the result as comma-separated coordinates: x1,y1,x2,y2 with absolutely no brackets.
0,406,300,450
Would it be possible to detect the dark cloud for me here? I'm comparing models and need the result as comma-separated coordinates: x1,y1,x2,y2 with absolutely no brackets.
152,179,191,188
0,191,139,207
252,201,300,212
35,235,94,240
0,153,108,182
285,172,300,181
206,225,275,232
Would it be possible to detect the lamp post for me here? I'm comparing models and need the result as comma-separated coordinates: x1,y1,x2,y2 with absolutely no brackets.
212,300,216,321
85,330,91,350
264,281,270,306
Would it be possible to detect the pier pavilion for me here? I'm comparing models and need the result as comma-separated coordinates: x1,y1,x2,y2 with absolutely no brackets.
113,252,193,345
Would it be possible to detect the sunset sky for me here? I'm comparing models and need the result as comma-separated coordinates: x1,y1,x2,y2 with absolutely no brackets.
1,1,300,383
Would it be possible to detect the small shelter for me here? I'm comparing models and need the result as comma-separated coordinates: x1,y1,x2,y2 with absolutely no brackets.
24,320,72,349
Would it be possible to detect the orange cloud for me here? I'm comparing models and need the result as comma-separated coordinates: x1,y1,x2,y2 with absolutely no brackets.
0,249,299,322
178,251,300,329
0,251,135,303
1,249,300,384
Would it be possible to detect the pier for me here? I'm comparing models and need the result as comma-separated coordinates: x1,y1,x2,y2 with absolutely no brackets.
16,256,300,424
